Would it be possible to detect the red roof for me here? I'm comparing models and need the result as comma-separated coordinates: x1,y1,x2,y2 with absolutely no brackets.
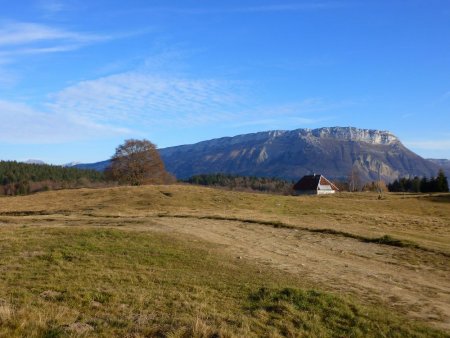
293,174,339,191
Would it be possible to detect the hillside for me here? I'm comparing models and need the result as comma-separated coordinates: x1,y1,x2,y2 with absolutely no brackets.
0,186,449,336
75,127,441,182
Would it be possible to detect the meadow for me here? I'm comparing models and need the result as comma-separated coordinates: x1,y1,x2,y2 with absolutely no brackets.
0,185,449,337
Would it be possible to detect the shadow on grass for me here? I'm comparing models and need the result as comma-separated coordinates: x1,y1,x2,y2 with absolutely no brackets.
246,287,445,337
422,194,450,203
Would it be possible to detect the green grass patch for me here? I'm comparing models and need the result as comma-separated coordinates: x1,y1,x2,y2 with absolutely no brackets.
0,226,446,337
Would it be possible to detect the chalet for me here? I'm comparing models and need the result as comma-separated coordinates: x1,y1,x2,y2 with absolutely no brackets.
293,174,339,195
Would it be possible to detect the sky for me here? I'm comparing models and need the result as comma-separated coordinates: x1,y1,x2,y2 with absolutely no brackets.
0,0,449,164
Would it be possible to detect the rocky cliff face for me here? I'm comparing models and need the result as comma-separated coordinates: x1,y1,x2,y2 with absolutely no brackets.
302,127,398,145
159,127,439,182
74,127,442,183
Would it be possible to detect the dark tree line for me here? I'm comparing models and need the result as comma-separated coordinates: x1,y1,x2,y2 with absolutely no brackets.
183,173,294,194
388,169,449,193
0,161,106,195
1,140,175,195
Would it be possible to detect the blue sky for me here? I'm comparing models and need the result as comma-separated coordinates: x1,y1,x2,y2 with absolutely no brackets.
1,0,449,164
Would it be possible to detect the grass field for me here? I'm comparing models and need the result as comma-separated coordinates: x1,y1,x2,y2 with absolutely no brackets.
0,185,449,337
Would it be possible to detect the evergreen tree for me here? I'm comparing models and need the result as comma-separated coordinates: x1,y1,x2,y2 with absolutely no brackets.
0,161,105,196
412,177,421,193
388,170,449,193
421,177,430,192
435,169,449,192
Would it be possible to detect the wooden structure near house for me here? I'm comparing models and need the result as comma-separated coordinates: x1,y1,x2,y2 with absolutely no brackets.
293,174,339,195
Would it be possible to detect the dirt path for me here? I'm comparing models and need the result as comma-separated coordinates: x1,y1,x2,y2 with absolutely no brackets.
149,216,450,331
2,211,449,330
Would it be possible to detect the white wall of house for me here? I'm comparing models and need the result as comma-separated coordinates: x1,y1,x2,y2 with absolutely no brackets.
317,189,336,195
317,184,336,194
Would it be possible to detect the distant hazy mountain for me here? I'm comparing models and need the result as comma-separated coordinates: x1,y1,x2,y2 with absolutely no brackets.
24,159,46,165
75,127,442,182
62,161,82,167
427,159,450,176
75,160,111,172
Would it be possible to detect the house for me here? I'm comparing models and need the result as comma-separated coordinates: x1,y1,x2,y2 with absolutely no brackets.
293,174,339,195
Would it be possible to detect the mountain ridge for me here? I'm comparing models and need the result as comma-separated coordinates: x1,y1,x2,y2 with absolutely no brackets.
74,127,445,183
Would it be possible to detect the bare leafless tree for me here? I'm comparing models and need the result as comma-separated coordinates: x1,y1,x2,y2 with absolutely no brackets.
348,164,362,192
107,139,174,185
376,162,384,199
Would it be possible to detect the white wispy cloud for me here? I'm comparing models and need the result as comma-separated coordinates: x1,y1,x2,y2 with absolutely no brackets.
0,44,83,58
0,21,96,90
0,99,132,143
47,71,243,128
0,6,359,145
0,68,245,142
47,70,348,131
0,21,147,59
1,67,345,143
401,113,414,119
36,0,67,15
0,22,104,46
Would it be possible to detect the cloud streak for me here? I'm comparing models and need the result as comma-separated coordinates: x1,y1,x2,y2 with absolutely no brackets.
48,71,243,128
0,99,132,143
0,21,148,59
36,0,67,15
1,65,347,143
0,22,104,46
48,70,345,131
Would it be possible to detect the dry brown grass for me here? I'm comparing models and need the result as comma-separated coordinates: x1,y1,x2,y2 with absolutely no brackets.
0,226,446,337
1,185,448,253
0,185,449,336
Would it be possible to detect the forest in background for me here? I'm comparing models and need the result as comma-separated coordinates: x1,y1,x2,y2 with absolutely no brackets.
1,160,448,196
0,161,107,195
387,170,449,193
182,173,294,194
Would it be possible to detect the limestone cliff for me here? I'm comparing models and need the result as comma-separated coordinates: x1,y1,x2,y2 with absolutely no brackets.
159,127,439,182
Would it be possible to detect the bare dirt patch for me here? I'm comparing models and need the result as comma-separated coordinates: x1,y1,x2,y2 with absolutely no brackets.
150,216,450,330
